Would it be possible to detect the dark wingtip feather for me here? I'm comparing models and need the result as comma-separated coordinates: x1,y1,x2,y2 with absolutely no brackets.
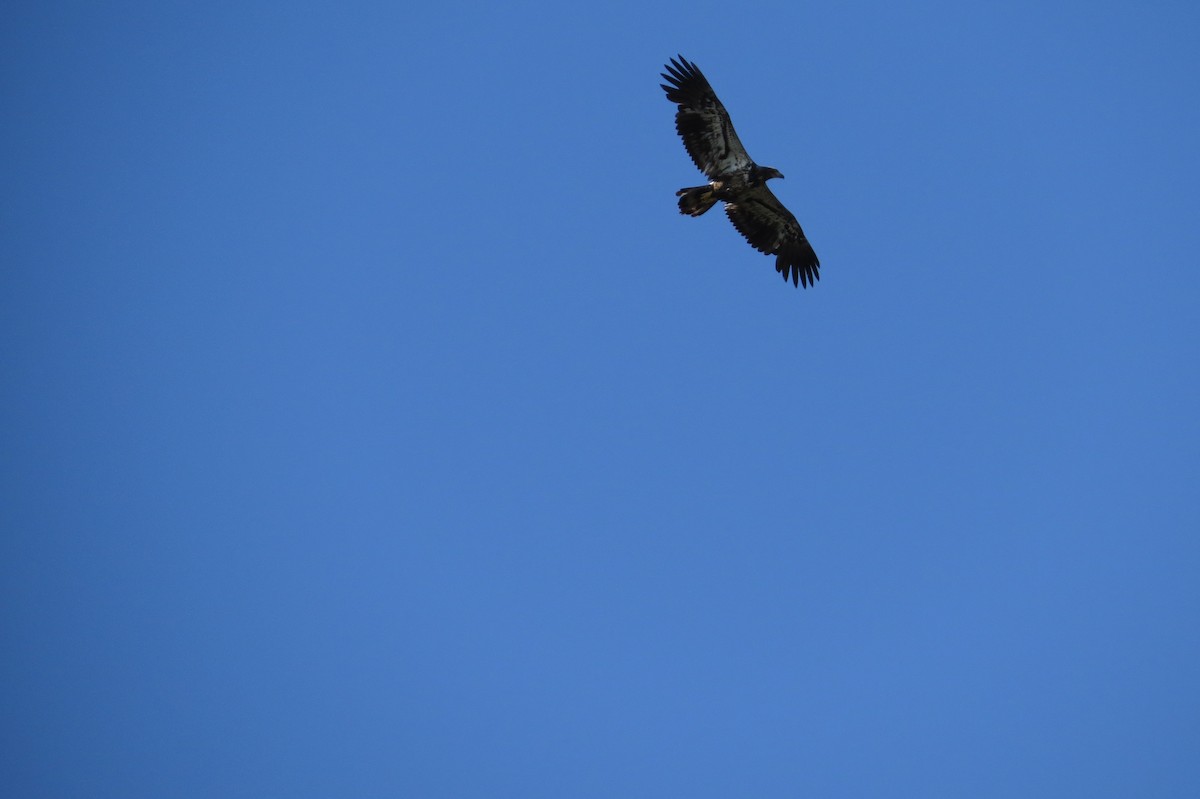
672,55,697,74
661,55,703,89
776,254,821,289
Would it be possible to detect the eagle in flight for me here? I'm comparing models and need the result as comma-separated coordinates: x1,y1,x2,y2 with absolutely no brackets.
661,56,820,288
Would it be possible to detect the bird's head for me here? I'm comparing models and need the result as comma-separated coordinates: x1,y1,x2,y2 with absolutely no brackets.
760,166,784,181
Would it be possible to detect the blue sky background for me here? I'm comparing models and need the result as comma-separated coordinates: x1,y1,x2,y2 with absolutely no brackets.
3,1,1198,796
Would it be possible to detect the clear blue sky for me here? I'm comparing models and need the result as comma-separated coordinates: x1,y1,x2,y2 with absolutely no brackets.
3,1,1198,796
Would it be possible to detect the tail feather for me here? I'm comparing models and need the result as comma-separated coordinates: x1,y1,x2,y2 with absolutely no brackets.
676,185,718,216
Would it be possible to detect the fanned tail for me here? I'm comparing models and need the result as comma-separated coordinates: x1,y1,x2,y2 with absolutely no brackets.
676,185,718,216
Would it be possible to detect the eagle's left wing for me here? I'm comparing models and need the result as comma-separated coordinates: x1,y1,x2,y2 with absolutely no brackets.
660,56,754,178
725,185,821,288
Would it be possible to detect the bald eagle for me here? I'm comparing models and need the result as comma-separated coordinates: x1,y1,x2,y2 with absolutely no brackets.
661,55,820,288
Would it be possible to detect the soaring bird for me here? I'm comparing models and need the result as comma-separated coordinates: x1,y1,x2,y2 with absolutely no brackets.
661,55,820,288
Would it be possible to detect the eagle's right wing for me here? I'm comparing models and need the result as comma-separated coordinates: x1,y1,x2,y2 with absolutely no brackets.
660,56,755,179
725,184,821,288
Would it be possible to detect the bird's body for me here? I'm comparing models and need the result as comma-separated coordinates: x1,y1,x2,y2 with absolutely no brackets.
661,56,820,288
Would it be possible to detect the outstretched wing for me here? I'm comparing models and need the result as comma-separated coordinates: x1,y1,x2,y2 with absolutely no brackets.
725,185,821,288
660,55,754,178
